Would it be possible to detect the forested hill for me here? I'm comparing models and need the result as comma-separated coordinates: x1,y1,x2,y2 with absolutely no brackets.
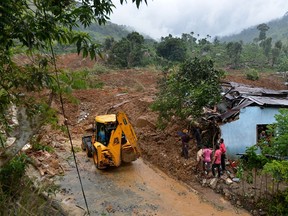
76,21,133,42
219,12,288,44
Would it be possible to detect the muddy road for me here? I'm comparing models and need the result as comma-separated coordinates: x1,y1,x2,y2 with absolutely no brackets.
53,141,249,216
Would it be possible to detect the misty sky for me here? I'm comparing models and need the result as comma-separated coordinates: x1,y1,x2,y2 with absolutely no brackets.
110,0,288,40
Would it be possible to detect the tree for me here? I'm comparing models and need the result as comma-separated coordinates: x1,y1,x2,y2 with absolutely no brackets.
260,37,272,61
108,31,145,67
0,0,147,166
257,23,270,41
272,40,283,66
226,41,243,68
103,37,116,51
152,57,224,122
156,35,187,62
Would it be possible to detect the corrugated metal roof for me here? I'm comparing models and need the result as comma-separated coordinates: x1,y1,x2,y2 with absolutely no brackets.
244,95,288,106
218,82,288,122
228,82,287,96
220,99,254,120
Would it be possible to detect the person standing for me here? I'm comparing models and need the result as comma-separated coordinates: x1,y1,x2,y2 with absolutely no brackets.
179,129,190,159
196,148,203,172
192,125,202,148
202,145,212,175
219,138,226,172
212,145,221,177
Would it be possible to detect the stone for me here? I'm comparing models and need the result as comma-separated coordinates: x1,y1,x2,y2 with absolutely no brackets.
202,179,207,186
225,178,233,185
209,178,218,189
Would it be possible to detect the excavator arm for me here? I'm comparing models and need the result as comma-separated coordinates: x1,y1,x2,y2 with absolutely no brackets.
107,111,140,166
116,112,140,153
117,111,141,163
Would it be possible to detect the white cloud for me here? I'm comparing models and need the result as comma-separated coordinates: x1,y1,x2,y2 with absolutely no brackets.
110,0,288,40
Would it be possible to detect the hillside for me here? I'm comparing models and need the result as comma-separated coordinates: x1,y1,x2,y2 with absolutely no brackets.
75,21,132,42
220,12,288,44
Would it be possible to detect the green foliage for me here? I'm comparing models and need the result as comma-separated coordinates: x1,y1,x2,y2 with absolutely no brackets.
245,68,259,81
257,169,288,216
152,57,224,122
31,137,54,153
93,63,110,74
269,109,288,157
0,154,28,195
156,35,187,62
263,160,288,183
277,58,288,72
59,70,89,90
260,37,272,59
242,145,268,171
0,174,61,215
257,189,288,216
108,32,145,68
257,23,270,41
242,43,266,67
59,68,105,90
226,41,243,68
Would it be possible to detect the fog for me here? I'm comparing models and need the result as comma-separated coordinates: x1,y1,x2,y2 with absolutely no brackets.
110,0,288,40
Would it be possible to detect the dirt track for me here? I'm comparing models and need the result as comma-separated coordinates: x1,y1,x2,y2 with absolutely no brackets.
36,54,287,215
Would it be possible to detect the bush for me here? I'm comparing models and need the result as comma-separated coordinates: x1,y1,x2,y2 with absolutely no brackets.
93,63,110,74
0,154,28,195
246,69,259,81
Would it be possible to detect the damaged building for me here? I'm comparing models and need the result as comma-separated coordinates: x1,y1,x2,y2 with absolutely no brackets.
214,82,288,159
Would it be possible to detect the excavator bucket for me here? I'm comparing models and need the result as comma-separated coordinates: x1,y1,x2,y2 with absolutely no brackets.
117,112,141,160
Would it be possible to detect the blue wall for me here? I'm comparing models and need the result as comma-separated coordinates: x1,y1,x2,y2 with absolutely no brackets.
220,106,279,159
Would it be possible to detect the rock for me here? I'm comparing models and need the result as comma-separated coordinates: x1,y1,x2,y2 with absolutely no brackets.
60,198,86,216
6,137,16,147
50,159,60,169
202,179,207,186
225,178,233,185
136,116,156,129
223,188,231,200
236,200,242,207
209,178,218,189
228,173,235,179
232,177,240,182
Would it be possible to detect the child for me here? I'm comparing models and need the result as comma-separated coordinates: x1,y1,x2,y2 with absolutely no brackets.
202,145,212,175
212,145,221,178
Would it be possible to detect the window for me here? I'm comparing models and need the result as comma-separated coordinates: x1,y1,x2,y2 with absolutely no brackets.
256,124,270,143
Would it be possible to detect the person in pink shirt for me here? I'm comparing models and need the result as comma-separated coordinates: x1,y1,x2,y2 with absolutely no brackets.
219,138,226,172
212,145,221,177
202,145,212,174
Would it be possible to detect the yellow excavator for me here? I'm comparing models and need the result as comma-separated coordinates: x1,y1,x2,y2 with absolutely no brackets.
81,111,141,169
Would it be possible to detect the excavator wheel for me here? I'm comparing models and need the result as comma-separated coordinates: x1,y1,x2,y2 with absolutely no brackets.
81,140,86,151
93,150,106,170
81,141,86,151
86,146,93,158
